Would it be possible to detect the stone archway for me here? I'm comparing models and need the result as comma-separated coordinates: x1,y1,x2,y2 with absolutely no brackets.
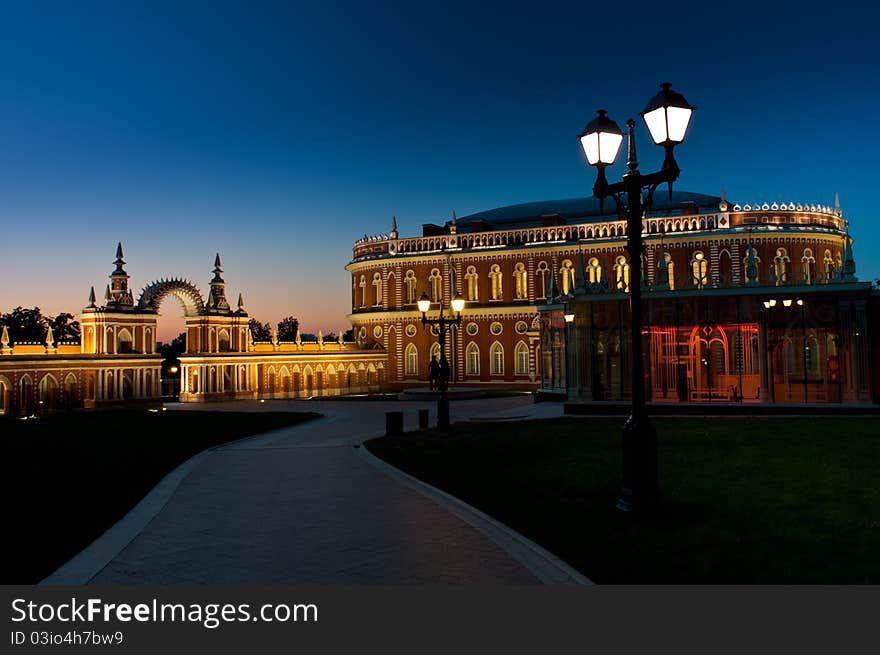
137,278,206,317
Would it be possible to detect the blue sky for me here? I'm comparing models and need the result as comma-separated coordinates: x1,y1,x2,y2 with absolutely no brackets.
1,1,877,340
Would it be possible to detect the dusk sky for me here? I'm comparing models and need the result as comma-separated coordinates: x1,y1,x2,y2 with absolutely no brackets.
1,1,877,341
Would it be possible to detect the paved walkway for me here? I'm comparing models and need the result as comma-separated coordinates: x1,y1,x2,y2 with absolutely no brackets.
77,397,572,584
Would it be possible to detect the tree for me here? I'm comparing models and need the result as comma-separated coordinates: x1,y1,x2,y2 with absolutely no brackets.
1,307,48,342
158,332,187,361
277,316,299,342
248,318,272,341
48,312,81,342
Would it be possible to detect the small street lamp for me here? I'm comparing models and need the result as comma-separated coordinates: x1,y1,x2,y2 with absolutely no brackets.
579,82,695,514
418,290,466,430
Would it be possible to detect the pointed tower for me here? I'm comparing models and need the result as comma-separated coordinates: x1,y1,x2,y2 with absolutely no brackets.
108,242,134,307
45,324,56,354
546,265,558,302
390,216,399,240
87,286,97,309
842,220,857,282
206,253,231,312
450,210,458,236
1,324,11,355
655,233,669,291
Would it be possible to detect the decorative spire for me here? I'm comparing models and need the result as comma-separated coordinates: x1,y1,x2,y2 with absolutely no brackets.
842,220,856,282
834,192,841,214
237,293,244,310
1,324,9,349
719,187,728,212
390,215,398,240
450,210,458,235
656,233,669,290
574,251,586,294
105,285,111,302
87,286,97,308
45,324,55,348
318,330,324,347
338,331,344,346
206,253,230,312
295,329,302,348
546,266,558,302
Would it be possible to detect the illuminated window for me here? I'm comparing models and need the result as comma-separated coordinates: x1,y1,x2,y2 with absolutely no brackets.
465,265,479,301
514,341,529,375
587,257,603,285
823,250,834,281
489,264,503,300
429,269,442,302
614,256,630,292
801,248,815,285
405,343,418,376
536,261,549,298
514,263,528,299
404,270,417,304
773,248,790,285
560,260,575,295
372,272,382,305
490,342,504,375
664,253,675,290
690,251,708,288
466,342,480,375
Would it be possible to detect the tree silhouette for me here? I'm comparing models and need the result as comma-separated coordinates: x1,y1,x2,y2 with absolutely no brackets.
0,306,79,343
248,318,272,341
277,316,299,341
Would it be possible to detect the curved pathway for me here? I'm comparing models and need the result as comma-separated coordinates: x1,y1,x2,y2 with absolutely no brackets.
53,397,580,584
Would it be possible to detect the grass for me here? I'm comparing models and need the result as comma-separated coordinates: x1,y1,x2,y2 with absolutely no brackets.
366,417,880,583
0,410,319,584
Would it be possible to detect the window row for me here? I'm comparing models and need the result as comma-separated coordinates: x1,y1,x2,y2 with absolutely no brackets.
403,341,530,377
355,246,840,307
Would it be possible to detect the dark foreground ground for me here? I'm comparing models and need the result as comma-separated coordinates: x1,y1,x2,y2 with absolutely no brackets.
367,416,880,583
1,410,317,583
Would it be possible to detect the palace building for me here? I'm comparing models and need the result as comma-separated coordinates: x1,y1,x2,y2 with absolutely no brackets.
347,191,879,405
0,245,384,415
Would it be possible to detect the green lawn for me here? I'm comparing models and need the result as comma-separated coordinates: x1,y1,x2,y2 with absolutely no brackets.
366,417,880,583
1,410,319,583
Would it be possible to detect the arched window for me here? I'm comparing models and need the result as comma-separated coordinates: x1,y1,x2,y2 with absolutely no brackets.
773,248,790,285
801,248,815,285
404,270,417,304
430,342,441,362
218,329,230,352
466,342,480,375
489,264,503,300
663,252,675,290
405,343,418,376
490,342,504,375
614,256,630,292
372,272,382,305
560,260,575,295
117,328,134,354
513,262,528,299
587,257,603,285
823,249,834,282
536,261,549,299
514,341,529,375
359,275,367,307
691,251,708,288
465,265,479,301
429,269,442,302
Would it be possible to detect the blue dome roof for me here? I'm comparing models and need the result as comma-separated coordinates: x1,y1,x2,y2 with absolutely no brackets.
451,191,722,231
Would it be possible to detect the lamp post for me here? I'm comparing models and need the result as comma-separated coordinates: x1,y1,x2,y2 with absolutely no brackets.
418,290,465,430
579,82,695,514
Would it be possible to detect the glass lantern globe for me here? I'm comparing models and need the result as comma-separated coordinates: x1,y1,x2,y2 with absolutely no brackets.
578,110,623,167
641,83,695,146
417,293,431,313
451,293,465,313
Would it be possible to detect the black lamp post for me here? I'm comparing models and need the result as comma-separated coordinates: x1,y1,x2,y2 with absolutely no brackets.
578,82,695,514
418,290,465,430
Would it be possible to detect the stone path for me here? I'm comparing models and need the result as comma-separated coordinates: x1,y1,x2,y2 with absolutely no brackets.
82,396,572,584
